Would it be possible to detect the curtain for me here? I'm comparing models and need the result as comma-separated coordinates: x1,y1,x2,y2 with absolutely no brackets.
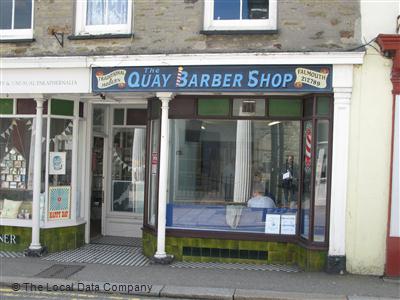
87,0,128,25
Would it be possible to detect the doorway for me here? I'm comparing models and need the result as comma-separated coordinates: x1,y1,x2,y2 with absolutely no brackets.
89,105,147,239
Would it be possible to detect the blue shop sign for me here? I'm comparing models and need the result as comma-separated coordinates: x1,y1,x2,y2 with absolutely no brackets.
92,65,332,92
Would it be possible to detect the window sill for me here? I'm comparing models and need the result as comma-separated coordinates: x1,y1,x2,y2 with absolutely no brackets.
0,38,35,43
68,33,134,40
200,30,278,35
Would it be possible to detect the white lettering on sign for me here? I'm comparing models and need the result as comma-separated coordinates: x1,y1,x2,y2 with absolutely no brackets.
0,234,17,244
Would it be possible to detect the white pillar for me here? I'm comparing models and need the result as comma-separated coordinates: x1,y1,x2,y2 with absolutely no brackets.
154,92,174,261
233,120,252,202
28,98,44,254
329,88,352,258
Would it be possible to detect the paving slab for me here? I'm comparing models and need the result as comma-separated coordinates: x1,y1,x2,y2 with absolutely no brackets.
160,285,234,300
234,288,347,300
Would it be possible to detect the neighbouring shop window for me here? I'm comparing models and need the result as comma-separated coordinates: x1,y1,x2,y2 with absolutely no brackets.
0,0,33,40
111,127,146,214
167,119,300,234
75,0,133,36
203,0,277,31
0,117,41,220
147,119,160,226
48,119,73,220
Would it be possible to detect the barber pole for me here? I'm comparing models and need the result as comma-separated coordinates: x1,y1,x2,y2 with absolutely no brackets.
305,124,312,171
176,66,184,87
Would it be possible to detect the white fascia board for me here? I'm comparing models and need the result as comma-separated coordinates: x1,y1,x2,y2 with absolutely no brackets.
1,52,364,69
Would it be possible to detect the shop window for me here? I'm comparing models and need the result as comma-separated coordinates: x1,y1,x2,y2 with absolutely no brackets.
16,99,48,115
269,99,302,117
75,0,133,36
300,121,313,239
303,98,313,117
313,120,329,242
0,117,47,220
233,98,265,117
0,99,14,114
79,102,85,118
167,119,300,234
198,98,230,116
203,0,277,31
51,99,74,117
48,119,73,221
0,0,34,40
147,119,160,226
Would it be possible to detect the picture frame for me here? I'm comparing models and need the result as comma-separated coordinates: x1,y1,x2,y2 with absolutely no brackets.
14,161,22,168
9,182,17,189
13,175,21,182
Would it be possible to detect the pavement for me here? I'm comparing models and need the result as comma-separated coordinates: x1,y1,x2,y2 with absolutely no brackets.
0,256,399,300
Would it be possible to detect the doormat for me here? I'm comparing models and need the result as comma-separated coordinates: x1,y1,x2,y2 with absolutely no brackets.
170,261,301,273
35,264,84,279
43,244,149,267
90,236,142,248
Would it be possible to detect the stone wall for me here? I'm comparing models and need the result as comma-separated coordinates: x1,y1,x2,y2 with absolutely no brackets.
1,0,361,57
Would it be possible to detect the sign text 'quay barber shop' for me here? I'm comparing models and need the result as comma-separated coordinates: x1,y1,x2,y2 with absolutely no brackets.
92,65,332,93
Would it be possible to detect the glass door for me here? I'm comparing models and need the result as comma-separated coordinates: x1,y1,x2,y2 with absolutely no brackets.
111,127,146,215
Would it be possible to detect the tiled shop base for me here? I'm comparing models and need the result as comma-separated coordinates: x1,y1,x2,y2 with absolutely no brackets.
170,261,301,273
0,251,24,258
43,244,150,267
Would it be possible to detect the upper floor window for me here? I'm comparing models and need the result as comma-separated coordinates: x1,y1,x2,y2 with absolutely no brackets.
204,0,277,31
75,0,133,36
0,0,34,40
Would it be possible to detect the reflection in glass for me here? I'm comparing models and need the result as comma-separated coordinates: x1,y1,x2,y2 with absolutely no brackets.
167,119,300,233
214,0,268,20
148,119,160,226
313,120,329,242
111,128,145,213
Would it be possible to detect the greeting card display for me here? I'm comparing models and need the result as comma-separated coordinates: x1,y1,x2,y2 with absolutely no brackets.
0,147,27,189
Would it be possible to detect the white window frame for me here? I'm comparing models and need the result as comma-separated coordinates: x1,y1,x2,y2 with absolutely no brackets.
75,0,133,36
203,0,277,31
0,0,34,40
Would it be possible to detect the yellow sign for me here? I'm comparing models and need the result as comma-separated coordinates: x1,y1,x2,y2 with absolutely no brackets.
295,68,329,89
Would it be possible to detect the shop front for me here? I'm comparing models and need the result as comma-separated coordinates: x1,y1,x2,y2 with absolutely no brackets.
90,53,362,273
1,52,363,272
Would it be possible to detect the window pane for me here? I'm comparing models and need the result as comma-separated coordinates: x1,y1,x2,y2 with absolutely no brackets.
87,0,106,25
0,99,14,114
233,98,265,117
14,0,32,29
313,120,329,242
107,0,128,24
243,0,268,20
111,128,146,213
214,0,240,20
269,99,302,117
303,98,313,117
113,108,124,125
0,0,12,29
198,98,230,116
51,99,74,116
167,119,300,234
300,121,313,239
317,96,330,116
